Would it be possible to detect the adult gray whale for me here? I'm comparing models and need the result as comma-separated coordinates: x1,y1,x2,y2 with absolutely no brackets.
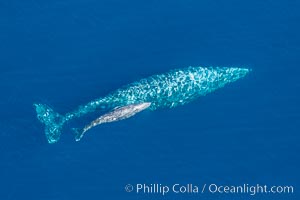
34,66,250,143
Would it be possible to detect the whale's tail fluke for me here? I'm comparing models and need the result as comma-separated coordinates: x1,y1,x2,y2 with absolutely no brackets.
72,128,85,142
34,103,65,144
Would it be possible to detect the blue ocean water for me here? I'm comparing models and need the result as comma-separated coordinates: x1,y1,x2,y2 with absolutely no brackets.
0,0,299,199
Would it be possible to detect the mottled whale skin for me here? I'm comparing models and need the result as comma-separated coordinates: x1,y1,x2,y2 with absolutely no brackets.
34,66,250,143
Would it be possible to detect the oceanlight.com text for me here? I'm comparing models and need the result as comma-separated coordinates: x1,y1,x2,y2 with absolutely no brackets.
124,183,294,196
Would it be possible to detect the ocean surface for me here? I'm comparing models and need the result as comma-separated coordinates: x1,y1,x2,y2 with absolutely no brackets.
0,0,299,199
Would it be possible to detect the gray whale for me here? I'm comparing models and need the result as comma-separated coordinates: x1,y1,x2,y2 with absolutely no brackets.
34,66,250,143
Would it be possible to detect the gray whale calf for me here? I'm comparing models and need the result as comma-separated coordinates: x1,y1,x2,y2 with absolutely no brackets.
34,66,250,143
73,102,151,141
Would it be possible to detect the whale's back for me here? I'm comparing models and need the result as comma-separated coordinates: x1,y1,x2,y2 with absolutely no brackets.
111,67,250,110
